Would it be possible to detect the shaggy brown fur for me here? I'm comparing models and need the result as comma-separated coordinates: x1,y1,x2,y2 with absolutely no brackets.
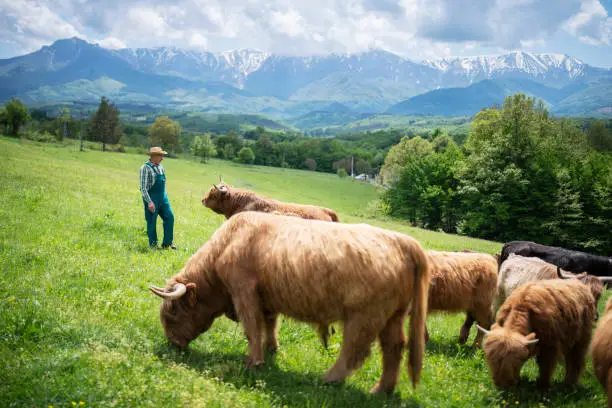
150,211,430,392
481,279,596,388
202,182,339,222
426,251,498,347
494,254,604,315
592,298,612,408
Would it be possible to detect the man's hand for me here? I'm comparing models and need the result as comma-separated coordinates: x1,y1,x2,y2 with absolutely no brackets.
147,202,156,213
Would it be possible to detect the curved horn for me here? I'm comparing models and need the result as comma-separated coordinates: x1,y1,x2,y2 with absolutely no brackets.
219,175,223,184
524,338,539,345
476,324,492,336
149,283,187,299
557,267,574,279
597,276,612,282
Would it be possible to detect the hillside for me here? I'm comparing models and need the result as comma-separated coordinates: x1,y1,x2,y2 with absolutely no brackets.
3,138,610,408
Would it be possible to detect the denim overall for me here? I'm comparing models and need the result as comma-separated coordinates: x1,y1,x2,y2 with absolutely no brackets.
144,162,174,247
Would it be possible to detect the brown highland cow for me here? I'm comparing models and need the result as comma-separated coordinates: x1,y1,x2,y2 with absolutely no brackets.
202,180,339,222
149,211,430,392
426,251,498,347
478,279,596,388
592,298,612,408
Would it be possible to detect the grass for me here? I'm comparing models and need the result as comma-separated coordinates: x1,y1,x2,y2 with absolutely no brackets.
1,136,609,407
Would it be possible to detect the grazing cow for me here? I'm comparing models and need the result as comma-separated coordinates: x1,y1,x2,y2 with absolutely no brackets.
500,241,612,277
426,251,498,347
149,211,430,392
202,181,339,222
494,254,608,315
478,279,596,388
592,298,612,408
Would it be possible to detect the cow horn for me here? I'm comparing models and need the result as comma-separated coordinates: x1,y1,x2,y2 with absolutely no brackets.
476,324,491,336
597,276,612,282
213,183,219,190
557,267,573,279
524,338,539,345
149,283,187,299
219,175,223,184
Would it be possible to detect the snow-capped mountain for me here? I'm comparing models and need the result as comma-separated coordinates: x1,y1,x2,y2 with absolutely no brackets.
423,51,590,87
114,47,270,87
0,38,609,116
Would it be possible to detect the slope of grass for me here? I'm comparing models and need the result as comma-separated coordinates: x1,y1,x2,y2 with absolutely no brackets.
1,137,609,407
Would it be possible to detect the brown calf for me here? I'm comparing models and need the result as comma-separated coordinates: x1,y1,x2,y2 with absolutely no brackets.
426,251,498,347
479,279,596,388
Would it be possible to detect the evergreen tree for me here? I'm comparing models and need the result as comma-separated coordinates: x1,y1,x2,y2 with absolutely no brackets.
90,97,122,151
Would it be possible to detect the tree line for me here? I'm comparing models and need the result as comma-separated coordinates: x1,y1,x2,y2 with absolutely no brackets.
2,95,611,254
381,94,612,255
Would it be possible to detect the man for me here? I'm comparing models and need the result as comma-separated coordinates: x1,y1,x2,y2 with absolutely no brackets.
139,147,176,249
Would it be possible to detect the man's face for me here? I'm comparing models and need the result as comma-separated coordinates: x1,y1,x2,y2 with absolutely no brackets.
151,155,164,164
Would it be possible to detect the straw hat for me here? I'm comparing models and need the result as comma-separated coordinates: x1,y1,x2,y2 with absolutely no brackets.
148,146,168,156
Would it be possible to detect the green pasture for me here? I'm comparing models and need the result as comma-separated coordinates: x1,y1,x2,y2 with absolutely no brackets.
0,137,609,407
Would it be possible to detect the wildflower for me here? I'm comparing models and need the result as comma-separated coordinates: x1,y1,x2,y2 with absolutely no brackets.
80,402,85,406
515,401,519,405
72,403,77,406
7,297,15,302
456,396,461,401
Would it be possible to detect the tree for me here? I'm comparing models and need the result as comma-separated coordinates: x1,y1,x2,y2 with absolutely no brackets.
0,107,7,135
148,116,181,153
304,158,317,171
4,98,30,137
90,97,122,151
337,168,348,178
191,133,217,163
236,147,255,164
379,136,433,184
587,120,612,152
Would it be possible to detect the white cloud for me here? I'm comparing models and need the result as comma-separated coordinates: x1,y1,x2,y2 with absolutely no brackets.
97,36,126,49
564,0,611,45
0,0,83,52
0,0,610,62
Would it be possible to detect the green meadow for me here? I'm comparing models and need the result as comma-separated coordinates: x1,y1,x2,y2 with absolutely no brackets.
1,136,609,407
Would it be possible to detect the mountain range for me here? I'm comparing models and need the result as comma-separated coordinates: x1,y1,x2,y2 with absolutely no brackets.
0,37,610,127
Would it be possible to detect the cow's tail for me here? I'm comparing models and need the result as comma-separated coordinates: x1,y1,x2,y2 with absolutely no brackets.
324,208,339,222
606,366,612,408
407,244,430,388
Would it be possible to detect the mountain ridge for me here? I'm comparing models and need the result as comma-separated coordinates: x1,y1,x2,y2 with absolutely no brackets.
1,37,610,119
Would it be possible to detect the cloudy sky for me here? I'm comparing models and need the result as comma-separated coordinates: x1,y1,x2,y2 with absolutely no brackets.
1,0,611,66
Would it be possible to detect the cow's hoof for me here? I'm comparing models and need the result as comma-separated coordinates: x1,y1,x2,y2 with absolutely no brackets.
245,357,264,369
323,371,346,384
370,382,394,394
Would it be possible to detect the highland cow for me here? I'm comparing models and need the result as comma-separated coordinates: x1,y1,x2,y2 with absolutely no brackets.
592,298,612,408
149,211,430,392
426,251,498,347
493,254,608,314
478,279,596,388
202,181,339,222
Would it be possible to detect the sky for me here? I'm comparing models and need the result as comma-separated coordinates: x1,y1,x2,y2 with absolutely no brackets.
0,0,611,67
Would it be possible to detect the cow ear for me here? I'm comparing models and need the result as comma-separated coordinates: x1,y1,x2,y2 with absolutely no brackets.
186,283,197,307
576,272,588,280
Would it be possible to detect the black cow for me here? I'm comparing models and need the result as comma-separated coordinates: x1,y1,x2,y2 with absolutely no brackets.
500,241,612,277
